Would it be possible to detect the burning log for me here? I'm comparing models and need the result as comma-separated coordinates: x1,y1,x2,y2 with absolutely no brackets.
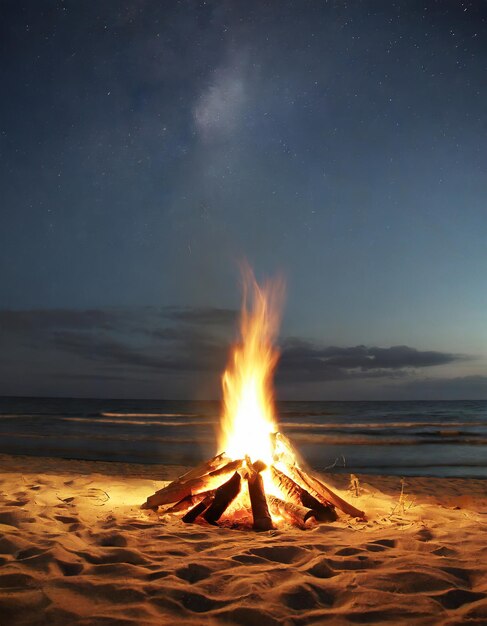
272,432,365,520
182,494,215,523
267,495,316,529
164,490,214,515
203,472,242,525
141,459,242,510
299,488,337,522
246,459,275,531
176,452,229,482
271,466,337,522
295,467,366,520
271,465,307,506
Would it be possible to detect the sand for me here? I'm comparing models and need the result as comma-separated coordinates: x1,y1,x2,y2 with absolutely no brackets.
0,453,486,626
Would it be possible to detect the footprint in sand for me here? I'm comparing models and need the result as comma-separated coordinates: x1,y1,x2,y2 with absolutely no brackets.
55,560,84,577
95,532,127,547
218,607,282,626
4,499,30,507
0,572,38,590
281,583,335,611
416,527,434,541
248,545,309,564
434,588,486,610
305,556,336,579
335,546,363,556
169,588,226,613
175,563,212,583
433,546,457,557
373,538,396,548
54,515,78,524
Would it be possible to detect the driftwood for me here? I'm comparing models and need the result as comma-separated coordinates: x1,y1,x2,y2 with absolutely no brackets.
203,472,241,525
182,494,215,523
141,459,242,509
246,460,274,531
267,495,315,529
271,466,337,522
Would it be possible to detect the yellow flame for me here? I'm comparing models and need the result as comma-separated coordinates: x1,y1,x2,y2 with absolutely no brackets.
219,267,285,466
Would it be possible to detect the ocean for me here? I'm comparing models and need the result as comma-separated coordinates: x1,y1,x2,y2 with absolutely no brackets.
0,397,486,478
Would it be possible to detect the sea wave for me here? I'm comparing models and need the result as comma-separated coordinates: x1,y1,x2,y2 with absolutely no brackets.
287,433,487,446
282,420,487,430
3,430,487,447
61,417,215,427
100,412,199,418
0,431,215,444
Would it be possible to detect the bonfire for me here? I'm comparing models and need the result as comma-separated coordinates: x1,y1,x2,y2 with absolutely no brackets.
142,269,365,529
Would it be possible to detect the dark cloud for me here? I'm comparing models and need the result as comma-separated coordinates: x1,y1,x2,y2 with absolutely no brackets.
277,339,464,383
0,306,237,335
0,308,469,399
0,308,123,333
162,306,237,327
50,329,227,374
56,372,143,383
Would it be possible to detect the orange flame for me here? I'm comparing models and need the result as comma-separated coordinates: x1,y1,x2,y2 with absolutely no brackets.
219,267,285,466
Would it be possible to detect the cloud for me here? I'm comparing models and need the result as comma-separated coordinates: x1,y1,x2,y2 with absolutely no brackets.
277,339,464,382
0,308,123,332
0,307,471,397
49,328,227,374
0,306,237,335
161,306,237,327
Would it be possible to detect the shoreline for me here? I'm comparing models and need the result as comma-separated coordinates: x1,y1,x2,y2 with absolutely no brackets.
1,454,486,624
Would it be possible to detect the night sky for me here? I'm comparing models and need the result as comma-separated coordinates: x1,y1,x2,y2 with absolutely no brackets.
1,1,486,400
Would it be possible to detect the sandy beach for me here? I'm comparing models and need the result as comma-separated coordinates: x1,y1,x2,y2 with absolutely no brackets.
0,454,485,625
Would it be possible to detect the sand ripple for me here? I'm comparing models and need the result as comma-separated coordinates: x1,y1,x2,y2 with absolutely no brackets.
0,454,486,625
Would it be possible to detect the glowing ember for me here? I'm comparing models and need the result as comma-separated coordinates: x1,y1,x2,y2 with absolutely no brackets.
219,266,284,467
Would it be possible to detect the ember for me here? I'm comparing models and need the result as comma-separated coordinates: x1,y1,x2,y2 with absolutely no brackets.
142,267,365,529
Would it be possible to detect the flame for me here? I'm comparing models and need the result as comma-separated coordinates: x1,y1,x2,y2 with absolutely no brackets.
219,267,285,466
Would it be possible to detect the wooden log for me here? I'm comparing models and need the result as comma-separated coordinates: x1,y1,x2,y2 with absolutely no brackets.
247,471,275,531
141,459,242,509
295,467,366,520
182,494,214,523
271,466,337,522
203,472,241,525
299,488,337,522
271,431,365,520
270,465,306,506
267,495,316,529
279,463,335,510
164,490,214,515
176,452,228,483
165,493,195,514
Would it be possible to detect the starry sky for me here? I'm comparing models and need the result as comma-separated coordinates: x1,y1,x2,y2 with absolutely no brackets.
1,0,486,400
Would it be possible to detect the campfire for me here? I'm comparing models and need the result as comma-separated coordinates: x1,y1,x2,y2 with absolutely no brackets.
142,269,365,529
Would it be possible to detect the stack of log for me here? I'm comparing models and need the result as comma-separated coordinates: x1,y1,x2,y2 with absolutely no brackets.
141,434,365,530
